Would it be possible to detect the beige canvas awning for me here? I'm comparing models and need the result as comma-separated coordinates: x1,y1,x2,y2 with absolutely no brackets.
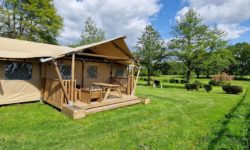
72,36,134,59
0,36,135,64
0,37,73,59
71,36,134,64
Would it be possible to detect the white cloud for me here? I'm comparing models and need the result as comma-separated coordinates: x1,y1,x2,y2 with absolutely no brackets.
176,0,250,40
217,24,250,40
175,6,189,22
54,0,161,48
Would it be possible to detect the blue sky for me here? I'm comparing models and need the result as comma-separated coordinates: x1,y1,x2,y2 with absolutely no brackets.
55,0,250,47
151,0,182,39
151,0,250,44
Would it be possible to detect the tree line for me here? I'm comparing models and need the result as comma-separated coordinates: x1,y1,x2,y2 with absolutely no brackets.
134,9,250,84
1,1,250,84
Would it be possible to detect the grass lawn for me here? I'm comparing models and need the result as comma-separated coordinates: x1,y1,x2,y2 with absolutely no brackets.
0,77,249,149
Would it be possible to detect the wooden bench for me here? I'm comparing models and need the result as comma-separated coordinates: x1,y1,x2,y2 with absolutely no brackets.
79,88,102,104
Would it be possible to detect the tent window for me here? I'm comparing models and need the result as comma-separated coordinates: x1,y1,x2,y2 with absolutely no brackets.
87,66,97,78
60,64,71,80
5,62,32,80
116,68,124,77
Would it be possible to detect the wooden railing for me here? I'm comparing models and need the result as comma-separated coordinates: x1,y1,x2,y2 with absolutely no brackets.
43,79,76,109
110,77,134,95
63,79,76,101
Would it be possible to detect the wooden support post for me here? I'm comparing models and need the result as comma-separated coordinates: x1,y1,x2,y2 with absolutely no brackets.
131,67,140,96
110,62,113,83
131,61,134,95
81,60,85,88
127,65,130,95
71,53,75,101
52,60,70,104
41,63,47,100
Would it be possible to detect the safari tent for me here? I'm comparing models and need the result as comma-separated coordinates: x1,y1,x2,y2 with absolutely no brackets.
0,36,148,119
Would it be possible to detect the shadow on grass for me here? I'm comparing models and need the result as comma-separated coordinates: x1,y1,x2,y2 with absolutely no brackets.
207,88,250,149
162,85,185,89
247,110,250,149
0,101,40,108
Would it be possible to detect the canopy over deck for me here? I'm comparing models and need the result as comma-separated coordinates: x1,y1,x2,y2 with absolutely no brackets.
0,36,134,64
0,37,72,59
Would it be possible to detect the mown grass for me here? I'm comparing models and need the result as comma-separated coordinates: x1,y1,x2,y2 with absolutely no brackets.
207,88,250,149
0,76,249,149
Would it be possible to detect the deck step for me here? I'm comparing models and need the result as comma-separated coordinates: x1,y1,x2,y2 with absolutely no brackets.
82,97,138,109
85,99,141,115
61,105,85,119
61,97,150,119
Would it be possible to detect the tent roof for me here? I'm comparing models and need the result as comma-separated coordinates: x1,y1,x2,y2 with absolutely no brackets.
0,37,72,59
0,36,134,63
72,36,134,59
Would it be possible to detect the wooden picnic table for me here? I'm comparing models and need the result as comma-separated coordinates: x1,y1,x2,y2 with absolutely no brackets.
92,83,123,100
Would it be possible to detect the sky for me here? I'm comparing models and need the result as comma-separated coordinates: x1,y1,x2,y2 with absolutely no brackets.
54,0,250,48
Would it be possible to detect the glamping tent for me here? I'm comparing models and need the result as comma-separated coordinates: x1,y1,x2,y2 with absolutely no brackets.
0,36,148,119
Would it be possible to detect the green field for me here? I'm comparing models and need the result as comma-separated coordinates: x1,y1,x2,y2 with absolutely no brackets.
0,77,249,149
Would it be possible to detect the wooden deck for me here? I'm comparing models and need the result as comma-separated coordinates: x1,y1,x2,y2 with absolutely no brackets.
62,93,149,119
42,79,149,119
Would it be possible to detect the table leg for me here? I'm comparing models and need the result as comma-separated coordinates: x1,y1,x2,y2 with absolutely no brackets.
104,88,110,100
117,88,123,99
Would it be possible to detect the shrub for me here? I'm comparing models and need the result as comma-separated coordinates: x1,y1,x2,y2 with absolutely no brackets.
185,83,199,91
212,72,234,82
204,84,212,92
169,78,175,83
209,73,234,86
194,80,203,88
185,84,191,90
180,79,187,83
222,84,243,94
175,79,179,83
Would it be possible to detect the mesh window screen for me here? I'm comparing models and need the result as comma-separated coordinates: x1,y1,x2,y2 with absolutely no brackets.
87,66,98,78
5,62,32,80
116,68,124,77
60,64,71,80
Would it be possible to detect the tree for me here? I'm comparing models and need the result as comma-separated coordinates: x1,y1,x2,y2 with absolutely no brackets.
169,9,208,82
228,42,250,77
71,17,105,47
0,0,63,44
198,27,232,77
157,61,185,75
169,9,228,82
202,48,234,77
135,25,165,85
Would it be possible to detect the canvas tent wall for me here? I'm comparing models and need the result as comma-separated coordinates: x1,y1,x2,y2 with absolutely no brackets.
0,37,73,105
0,36,137,106
0,60,41,105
